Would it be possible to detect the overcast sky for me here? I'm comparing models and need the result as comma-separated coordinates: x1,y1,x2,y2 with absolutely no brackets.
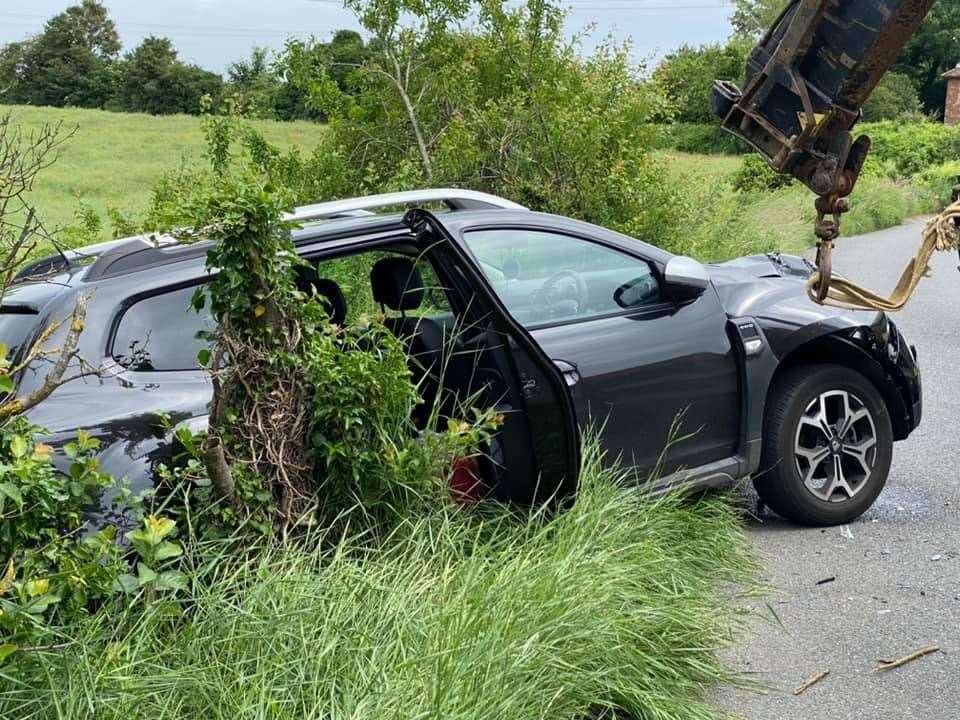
0,1,735,74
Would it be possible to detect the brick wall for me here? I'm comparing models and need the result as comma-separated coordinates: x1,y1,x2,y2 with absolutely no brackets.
946,78,960,126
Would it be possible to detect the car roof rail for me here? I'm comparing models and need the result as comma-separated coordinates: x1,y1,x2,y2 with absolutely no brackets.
286,188,527,223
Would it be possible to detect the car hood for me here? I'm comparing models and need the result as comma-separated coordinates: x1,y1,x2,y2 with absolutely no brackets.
707,253,883,329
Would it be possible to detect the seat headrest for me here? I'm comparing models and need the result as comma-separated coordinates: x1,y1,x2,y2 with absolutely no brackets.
297,267,348,326
370,257,425,312
312,278,347,326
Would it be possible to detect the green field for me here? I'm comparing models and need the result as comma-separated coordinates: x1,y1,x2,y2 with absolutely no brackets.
2,104,327,235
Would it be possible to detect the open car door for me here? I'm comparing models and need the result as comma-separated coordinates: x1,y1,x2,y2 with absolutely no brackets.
403,209,581,506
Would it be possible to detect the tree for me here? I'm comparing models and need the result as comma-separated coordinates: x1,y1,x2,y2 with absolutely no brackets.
653,40,752,123
13,0,120,107
338,0,473,179
227,47,280,117
281,0,679,243
862,71,923,121
278,31,373,121
730,0,787,38
894,1,960,114
0,43,27,99
116,36,223,115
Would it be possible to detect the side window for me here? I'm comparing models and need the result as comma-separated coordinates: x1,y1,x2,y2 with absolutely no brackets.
112,286,215,371
463,229,661,328
311,250,452,324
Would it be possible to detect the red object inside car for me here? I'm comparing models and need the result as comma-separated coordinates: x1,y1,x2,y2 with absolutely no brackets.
450,456,484,504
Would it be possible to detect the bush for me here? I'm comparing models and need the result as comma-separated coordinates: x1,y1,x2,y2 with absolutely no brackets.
732,154,795,193
665,123,750,155
862,72,923,122
861,120,960,177
653,40,752,124
0,422,185,656
914,160,960,209
840,175,926,236
0,442,757,720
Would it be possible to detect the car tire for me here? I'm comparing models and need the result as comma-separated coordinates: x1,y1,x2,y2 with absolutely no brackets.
755,364,893,527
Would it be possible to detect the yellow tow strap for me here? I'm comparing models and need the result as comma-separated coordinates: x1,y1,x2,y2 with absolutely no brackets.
807,200,960,312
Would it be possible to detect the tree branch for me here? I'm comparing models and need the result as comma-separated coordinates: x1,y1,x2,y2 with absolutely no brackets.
202,434,235,503
385,49,433,179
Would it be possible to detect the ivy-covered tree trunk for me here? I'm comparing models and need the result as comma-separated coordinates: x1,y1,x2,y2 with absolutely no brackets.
174,170,322,528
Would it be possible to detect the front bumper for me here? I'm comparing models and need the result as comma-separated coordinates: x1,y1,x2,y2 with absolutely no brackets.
891,324,922,434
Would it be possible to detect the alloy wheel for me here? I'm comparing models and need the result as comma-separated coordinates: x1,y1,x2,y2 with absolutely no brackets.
794,389,878,503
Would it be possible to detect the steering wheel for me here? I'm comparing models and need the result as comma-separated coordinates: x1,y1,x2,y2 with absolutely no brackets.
535,270,589,314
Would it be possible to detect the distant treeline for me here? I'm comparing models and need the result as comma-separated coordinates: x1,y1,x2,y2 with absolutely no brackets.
0,0,369,121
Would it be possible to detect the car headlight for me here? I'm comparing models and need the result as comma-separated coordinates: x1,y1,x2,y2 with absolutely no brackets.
886,318,901,361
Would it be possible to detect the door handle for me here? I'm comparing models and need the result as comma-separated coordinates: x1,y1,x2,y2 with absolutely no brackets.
553,359,581,387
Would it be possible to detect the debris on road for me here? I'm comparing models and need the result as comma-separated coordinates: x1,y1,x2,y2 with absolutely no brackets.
816,577,836,586
793,669,830,696
874,645,941,673
840,525,855,540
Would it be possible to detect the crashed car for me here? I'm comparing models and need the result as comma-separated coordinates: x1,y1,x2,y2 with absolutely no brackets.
4,189,921,526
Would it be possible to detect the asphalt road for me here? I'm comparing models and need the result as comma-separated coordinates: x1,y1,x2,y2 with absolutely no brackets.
718,218,960,720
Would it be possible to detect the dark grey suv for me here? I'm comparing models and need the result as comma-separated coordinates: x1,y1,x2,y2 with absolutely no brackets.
4,189,921,526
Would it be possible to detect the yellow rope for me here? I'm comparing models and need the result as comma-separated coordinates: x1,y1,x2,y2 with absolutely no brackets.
807,200,960,312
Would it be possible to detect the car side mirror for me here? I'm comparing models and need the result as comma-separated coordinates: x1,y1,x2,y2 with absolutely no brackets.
664,256,710,302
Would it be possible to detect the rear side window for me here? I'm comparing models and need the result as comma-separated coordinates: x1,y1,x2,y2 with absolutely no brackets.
112,286,215,371
0,310,40,365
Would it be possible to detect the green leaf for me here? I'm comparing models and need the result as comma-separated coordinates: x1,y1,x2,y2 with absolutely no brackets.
197,348,211,367
114,574,140,594
154,541,183,562
0,483,23,508
0,375,13,394
136,563,158,585
0,644,17,665
26,593,61,614
190,286,207,312
155,570,189,592
8,436,28,459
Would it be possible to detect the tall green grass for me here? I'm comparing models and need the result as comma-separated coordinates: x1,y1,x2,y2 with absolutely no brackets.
0,443,756,720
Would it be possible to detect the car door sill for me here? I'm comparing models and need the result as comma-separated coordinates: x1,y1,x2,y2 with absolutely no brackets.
643,456,742,497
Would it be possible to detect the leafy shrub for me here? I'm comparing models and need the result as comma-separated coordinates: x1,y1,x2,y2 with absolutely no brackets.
914,160,960,209
666,123,750,155
840,175,925,236
653,40,752,124
0,425,121,648
732,154,795,193
862,72,923,122
0,422,185,657
862,120,960,177
284,2,687,249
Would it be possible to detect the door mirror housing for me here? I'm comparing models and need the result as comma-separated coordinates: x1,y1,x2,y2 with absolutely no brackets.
664,256,710,301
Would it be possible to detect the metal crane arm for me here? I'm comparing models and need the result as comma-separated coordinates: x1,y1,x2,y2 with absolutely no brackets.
711,0,938,302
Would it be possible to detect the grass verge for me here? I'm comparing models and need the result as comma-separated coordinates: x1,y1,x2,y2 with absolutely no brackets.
658,151,932,262
0,442,757,720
